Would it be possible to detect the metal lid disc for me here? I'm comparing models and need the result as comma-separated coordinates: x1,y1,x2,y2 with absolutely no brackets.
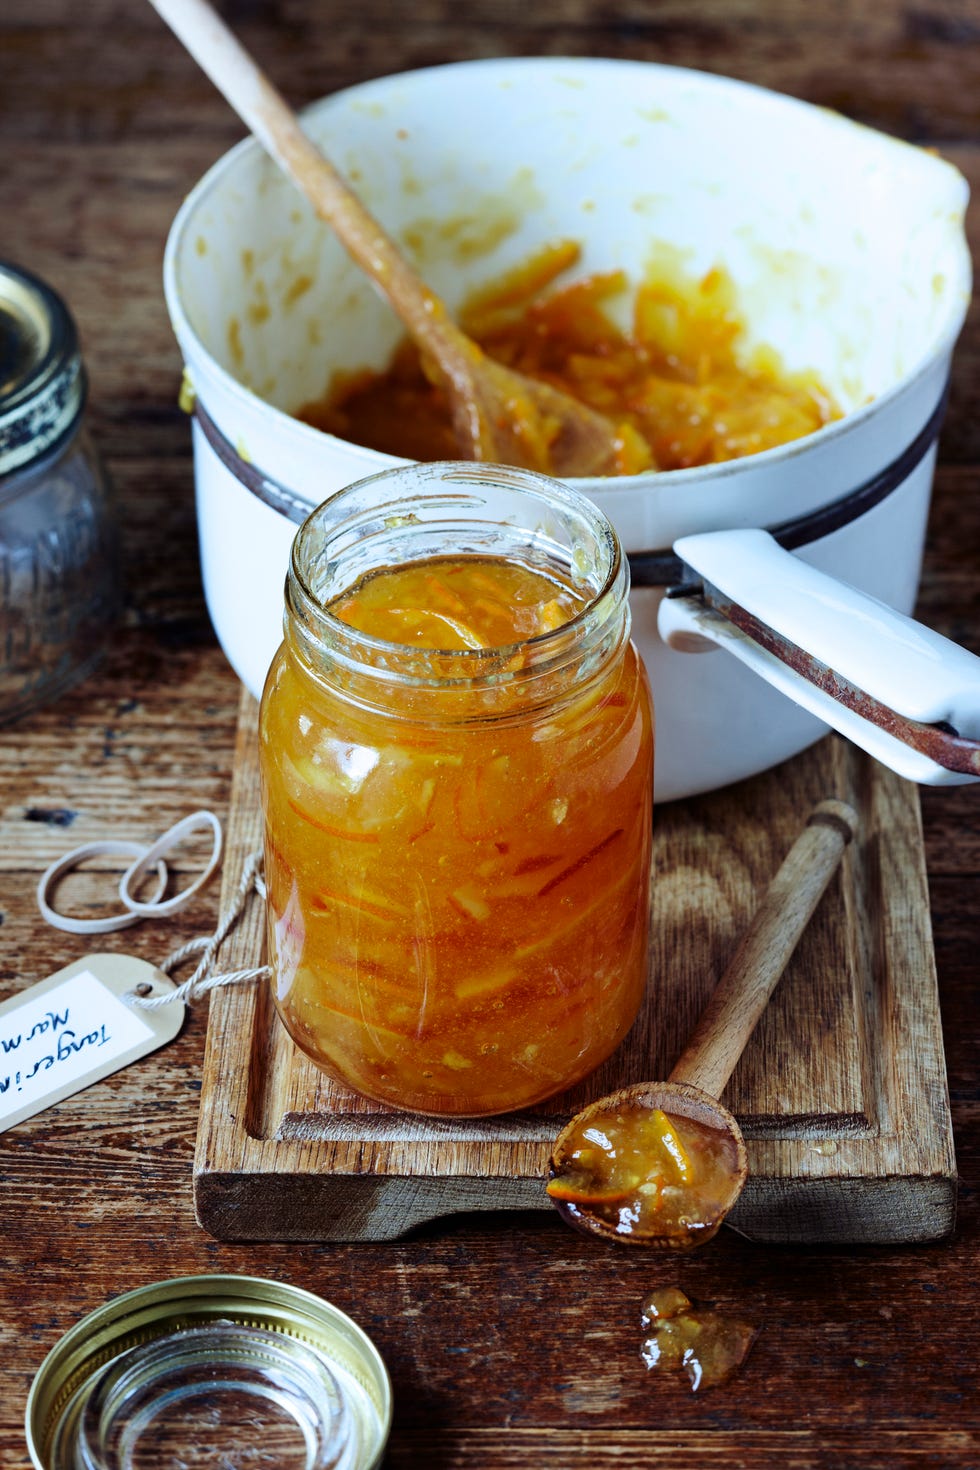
25,1274,393,1469
0,261,84,476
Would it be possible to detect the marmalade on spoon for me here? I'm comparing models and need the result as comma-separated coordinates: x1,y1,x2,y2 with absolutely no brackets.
548,1101,741,1244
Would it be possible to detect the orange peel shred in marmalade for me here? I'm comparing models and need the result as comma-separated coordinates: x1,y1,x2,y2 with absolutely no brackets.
259,555,654,1116
298,243,841,473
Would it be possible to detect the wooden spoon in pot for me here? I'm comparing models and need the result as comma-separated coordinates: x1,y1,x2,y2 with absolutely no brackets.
149,0,627,477
547,797,858,1249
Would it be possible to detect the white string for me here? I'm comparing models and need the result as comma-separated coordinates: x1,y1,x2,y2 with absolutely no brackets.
128,848,271,1010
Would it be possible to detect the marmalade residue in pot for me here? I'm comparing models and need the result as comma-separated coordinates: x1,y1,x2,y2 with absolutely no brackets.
259,552,654,1116
298,243,842,473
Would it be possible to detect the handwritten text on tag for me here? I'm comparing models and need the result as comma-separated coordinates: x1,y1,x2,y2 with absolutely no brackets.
0,955,183,1133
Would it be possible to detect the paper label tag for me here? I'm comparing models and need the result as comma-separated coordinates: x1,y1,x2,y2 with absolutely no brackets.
0,953,184,1133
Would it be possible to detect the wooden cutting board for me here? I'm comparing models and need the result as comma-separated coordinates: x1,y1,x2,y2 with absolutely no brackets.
193,688,956,1244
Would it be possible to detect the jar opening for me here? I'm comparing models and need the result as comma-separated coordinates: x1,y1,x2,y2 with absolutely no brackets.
67,1324,350,1470
284,461,630,716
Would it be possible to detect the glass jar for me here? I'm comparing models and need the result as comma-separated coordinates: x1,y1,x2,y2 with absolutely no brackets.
0,261,120,724
259,461,654,1116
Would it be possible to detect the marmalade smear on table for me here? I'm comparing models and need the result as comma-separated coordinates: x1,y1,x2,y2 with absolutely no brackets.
259,555,654,1115
639,1286,757,1391
298,243,842,473
547,1103,741,1245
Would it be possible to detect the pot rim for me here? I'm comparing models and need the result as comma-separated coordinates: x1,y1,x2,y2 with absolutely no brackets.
162,55,972,499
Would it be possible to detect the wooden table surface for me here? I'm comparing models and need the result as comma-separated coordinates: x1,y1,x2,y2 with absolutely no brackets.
2,2,979,1465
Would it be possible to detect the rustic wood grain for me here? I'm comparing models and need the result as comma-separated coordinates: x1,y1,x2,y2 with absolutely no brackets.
194,694,955,1245
2,1,979,1465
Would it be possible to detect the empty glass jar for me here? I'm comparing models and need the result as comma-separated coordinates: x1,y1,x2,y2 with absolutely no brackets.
0,261,120,723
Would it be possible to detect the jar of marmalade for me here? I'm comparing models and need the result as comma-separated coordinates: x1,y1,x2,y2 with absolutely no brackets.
258,462,654,1116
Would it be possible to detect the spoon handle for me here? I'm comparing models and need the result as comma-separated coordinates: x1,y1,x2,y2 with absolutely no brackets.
668,797,857,1099
147,0,465,354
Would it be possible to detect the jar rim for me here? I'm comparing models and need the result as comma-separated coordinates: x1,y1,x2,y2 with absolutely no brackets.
286,461,629,698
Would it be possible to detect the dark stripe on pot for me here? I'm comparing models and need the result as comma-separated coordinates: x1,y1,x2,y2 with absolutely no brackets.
191,377,949,587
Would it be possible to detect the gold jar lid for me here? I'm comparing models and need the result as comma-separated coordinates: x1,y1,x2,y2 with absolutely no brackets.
26,1274,392,1469
0,261,84,477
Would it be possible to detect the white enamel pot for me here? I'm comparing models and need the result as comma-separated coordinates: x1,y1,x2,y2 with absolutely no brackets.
162,57,975,799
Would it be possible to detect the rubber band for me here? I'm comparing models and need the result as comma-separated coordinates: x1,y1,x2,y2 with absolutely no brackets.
37,840,169,936
119,810,224,917
38,813,266,1011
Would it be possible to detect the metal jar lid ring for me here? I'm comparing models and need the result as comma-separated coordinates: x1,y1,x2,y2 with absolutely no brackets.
0,260,86,477
25,1273,393,1470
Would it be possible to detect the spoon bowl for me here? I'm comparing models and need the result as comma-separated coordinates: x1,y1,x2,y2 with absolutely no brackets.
549,1081,747,1249
547,798,857,1248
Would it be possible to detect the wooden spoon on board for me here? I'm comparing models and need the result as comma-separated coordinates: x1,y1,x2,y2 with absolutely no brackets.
148,0,628,477
547,797,858,1249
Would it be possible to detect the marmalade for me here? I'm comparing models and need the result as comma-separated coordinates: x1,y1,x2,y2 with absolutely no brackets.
299,243,841,474
639,1287,757,1391
547,1102,741,1245
259,466,654,1116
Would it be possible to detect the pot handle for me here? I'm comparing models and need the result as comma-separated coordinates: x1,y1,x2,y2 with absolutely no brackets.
657,528,980,786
